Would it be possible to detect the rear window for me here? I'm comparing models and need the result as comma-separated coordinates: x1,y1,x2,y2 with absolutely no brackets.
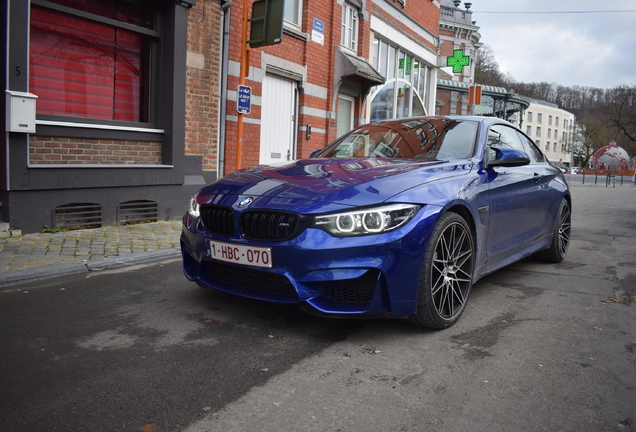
317,118,478,160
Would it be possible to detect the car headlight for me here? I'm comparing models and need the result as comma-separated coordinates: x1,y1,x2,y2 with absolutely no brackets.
312,204,420,236
188,197,200,218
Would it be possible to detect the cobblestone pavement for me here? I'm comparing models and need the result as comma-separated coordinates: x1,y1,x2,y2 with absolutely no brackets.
0,221,182,274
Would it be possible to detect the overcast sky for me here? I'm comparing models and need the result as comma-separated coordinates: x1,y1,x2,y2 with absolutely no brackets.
469,0,636,89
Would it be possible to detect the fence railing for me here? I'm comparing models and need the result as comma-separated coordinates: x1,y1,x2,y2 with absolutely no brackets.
578,172,636,187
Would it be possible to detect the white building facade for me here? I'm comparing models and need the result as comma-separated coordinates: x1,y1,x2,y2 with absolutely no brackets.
515,99,576,168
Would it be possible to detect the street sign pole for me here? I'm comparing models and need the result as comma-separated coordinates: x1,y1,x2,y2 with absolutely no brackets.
234,0,284,171
468,84,481,115
236,0,251,171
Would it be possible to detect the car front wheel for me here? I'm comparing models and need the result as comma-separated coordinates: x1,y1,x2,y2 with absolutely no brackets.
408,212,475,329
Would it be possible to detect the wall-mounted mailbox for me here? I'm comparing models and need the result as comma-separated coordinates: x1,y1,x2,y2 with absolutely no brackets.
6,90,38,133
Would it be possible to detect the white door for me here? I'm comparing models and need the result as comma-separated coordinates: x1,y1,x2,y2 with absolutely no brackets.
260,75,296,165
337,96,355,138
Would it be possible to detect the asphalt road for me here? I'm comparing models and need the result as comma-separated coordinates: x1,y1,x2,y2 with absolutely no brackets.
1,185,635,432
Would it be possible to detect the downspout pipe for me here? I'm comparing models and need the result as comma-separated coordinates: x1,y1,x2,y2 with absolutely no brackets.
217,0,232,177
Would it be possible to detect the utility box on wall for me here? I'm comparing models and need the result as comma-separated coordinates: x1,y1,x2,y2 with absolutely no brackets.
6,90,38,133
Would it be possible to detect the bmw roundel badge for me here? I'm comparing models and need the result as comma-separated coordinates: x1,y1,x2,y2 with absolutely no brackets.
238,197,253,207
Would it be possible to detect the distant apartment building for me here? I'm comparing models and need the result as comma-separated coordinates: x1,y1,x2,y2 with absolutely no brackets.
514,98,576,168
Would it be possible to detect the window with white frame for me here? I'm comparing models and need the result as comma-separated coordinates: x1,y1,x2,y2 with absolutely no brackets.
284,0,302,26
369,37,429,121
548,129,551,139
549,115,552,126
553,143,557,152
536,127,541,137
537,113,542,124
526,126,531,135
341,3,358,52
556,117,559,127
527,112,533,122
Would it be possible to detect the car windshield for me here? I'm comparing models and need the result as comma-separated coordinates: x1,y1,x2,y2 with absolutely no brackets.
317,118,478,160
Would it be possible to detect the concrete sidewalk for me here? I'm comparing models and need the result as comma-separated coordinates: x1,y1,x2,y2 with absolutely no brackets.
0,220,183,288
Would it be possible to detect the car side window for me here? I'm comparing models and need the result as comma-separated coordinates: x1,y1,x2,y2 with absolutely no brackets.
486,125,525,161
517,132,546,163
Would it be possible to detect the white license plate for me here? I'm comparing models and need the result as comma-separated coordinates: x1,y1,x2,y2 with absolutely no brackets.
206,240,273,268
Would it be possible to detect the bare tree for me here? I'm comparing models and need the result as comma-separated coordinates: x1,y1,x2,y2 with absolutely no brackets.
605,85,636,151
473,45,509,88
569,122,594,168
574,116,615,167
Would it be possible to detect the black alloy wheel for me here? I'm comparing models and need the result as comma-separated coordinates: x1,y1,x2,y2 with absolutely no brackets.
408,212,475,329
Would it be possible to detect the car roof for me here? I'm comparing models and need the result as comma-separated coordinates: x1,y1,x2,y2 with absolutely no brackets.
367,115,515,129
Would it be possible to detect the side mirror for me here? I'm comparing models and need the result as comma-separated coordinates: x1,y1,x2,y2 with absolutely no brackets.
486,146,530,168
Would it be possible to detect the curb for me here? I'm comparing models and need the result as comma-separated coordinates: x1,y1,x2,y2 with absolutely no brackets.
0,248,181,290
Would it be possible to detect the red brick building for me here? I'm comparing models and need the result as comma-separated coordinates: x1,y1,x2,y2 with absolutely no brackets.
435,0,528,120
215,0,442,175
436,0,480,115
2,0,441,233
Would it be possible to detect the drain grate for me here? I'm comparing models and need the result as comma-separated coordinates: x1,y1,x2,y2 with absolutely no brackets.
117,200,158,224
53,203,102,229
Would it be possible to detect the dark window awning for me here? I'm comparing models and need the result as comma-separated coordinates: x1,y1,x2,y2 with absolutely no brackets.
337,47,384,84
334,46,384,98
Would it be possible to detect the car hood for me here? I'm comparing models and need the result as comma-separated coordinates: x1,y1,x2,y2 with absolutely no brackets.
197,158,473,213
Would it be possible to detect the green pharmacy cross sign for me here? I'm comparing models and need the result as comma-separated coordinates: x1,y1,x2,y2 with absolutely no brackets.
447,49,470,73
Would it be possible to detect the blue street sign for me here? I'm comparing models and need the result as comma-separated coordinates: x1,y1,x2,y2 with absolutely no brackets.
237,85,251,114
313,18,324,33
312,18,325,45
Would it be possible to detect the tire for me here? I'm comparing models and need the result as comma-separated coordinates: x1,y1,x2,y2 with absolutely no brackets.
534,198,571,263
408,212,475,329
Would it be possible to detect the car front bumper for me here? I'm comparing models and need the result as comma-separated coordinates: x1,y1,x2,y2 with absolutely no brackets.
180,205,442,318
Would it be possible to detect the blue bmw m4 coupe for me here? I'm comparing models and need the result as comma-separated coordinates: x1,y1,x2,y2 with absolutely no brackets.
181,116,571,328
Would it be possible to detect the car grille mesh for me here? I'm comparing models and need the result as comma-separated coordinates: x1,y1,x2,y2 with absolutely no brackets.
200,206,310,241
204,261,298,301
200,205,234,237
313,270,379,304
240,210,310,241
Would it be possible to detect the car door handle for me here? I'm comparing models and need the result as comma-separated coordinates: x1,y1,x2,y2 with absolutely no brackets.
533,173,542,183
